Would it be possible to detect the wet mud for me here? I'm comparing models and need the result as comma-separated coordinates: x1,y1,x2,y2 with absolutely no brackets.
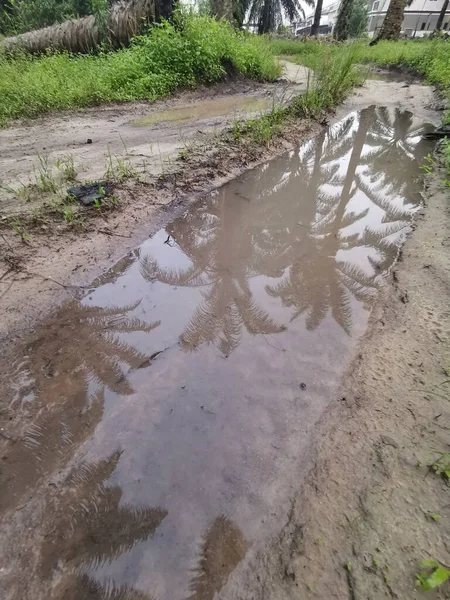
0,106,435,600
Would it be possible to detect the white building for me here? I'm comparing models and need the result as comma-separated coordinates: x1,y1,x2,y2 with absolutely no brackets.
368,0,450,36
294,0,450,36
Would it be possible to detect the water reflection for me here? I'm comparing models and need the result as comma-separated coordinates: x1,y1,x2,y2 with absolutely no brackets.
0,106,433,600
187,516,248,600
1,301,159,514
141,106,431,347
40,450,167,600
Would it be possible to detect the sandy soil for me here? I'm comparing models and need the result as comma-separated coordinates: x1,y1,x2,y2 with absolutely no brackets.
0,60,309,213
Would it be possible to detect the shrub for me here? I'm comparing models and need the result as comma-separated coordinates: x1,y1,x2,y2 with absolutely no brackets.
0,15,280,122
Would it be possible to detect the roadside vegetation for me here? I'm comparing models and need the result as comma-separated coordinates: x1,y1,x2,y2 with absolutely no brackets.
0,14,279,123
269,37,450,123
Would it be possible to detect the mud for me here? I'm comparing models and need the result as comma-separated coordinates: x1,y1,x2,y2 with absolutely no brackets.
0,106,438,600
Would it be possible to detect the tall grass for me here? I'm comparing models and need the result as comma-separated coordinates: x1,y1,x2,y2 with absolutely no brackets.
267,37,450,123
293,45,363,116
0,15,280,123
232,46,362,146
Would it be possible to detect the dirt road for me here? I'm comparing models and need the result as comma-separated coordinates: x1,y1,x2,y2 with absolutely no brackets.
0,60,309,215
1,65,449,600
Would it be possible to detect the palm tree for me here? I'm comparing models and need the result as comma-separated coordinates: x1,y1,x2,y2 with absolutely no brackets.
188,516,248,600
370,0,407,43
310,0,323,35
3,0,157,54
435,0,450,32
245,0,314,34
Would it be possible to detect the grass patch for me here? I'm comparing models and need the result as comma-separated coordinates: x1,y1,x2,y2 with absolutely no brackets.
416,559,450,591
0,14,280,123
191,45,362,152
267,37,450,123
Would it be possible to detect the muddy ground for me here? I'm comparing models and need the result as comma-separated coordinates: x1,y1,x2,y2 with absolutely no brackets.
0,62,449,600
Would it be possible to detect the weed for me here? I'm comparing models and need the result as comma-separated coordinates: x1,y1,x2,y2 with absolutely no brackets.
2,181,31,203
10,217,30,242
428,452,450,480
62,205,75,222
431,513,441,522
55,154,77,183
33,153,58,193
421,154,435,174
105,146,137,182
416,559,450,591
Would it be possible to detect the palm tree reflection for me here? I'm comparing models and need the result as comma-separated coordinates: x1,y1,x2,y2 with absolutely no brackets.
141,106,430,347
1,301,160,514
40,450,167,600
188,515,248,600
140,190,285,355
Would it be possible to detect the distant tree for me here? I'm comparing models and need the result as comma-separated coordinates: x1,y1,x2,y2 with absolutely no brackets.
370,0,407,43
333,0,354,40
348,0,368,37
212,0,233,21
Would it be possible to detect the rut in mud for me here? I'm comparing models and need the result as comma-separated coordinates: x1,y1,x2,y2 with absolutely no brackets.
0,106,436,600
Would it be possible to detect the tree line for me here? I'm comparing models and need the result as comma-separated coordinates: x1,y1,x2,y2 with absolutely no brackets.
0,0,448,44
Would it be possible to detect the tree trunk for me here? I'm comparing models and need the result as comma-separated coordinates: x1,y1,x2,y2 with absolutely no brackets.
155,0,175,21
333,0,354,40
212,0,234,22
2,0,156,54
310,0,323,35
435,0,450,31
370,0,407,44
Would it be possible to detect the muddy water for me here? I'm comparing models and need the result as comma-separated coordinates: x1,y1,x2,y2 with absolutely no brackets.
0,106,434,600
131,95,272,127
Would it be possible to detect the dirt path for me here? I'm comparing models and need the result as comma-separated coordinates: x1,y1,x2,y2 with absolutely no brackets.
1,64,449,600
0,60,309,215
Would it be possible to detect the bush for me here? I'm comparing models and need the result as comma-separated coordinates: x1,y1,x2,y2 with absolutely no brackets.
0,15,280,122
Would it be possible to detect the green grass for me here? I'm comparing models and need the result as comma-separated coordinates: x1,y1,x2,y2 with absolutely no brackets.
0,14,280,123
226,45,362,148
267,37,450,123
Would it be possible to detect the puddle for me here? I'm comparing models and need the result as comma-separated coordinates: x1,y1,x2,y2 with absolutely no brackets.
367,68,417,83
130,95,272,126
0,106,434,600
